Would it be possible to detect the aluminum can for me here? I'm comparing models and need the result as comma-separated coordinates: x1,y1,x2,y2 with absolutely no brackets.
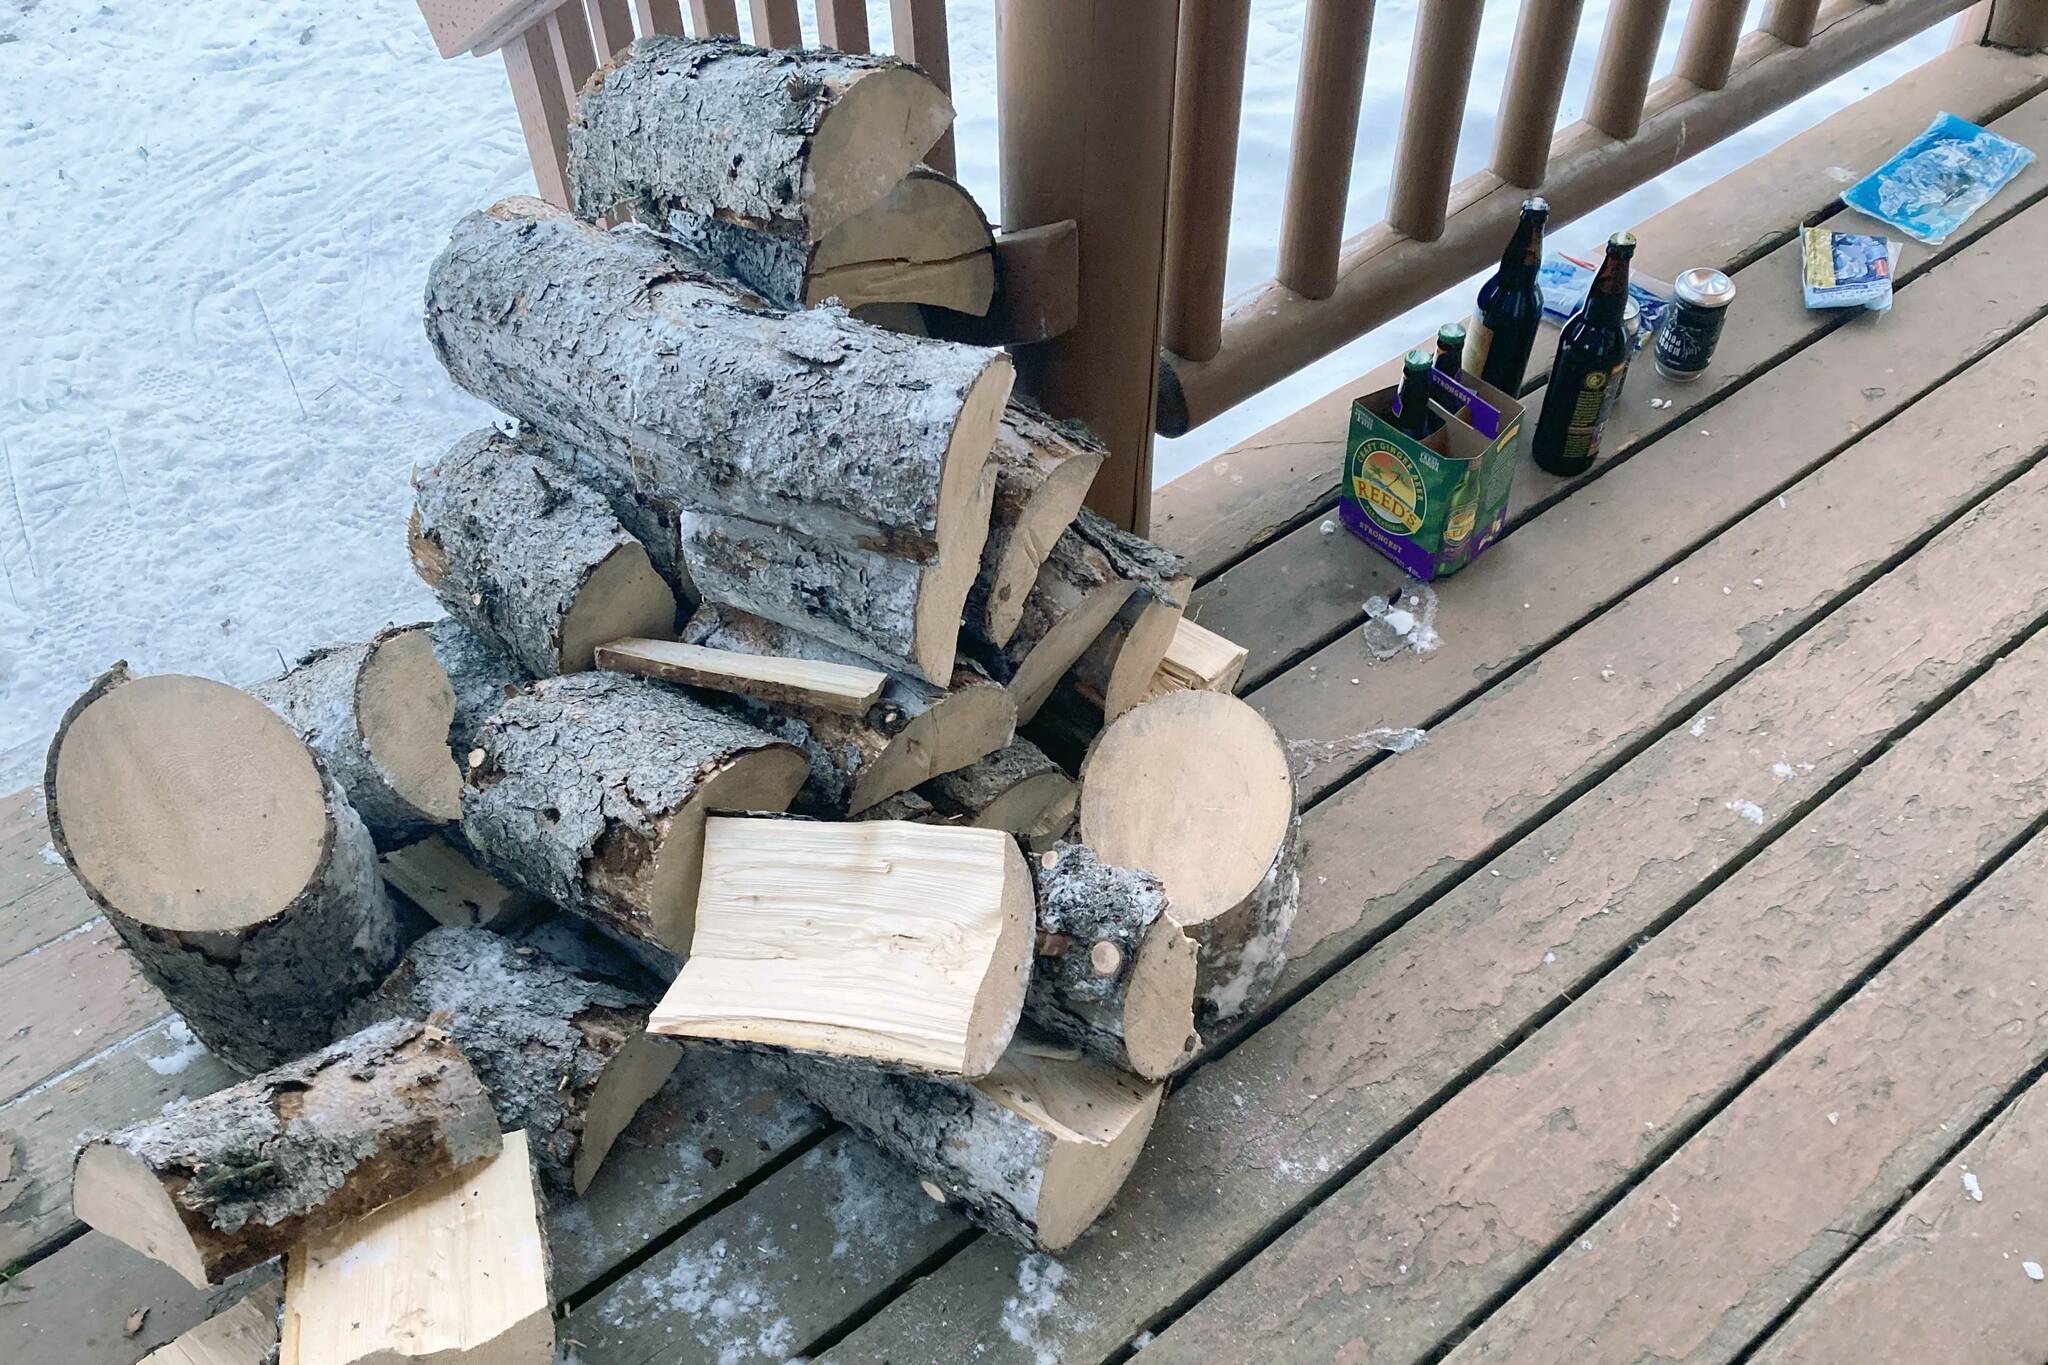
1654,267,1736,382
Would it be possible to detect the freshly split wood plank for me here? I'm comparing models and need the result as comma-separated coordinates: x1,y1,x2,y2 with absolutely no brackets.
1139,630,2048,1365
819,352,2048,1365
1750,1082,2048,1365
1448,827,2048,1365
1147,43,2048,581
0,920,163,1103
1150,614,1248,697
653,819,1033,1076
378,834,544,931
280,1129,552,1365
140,1283,281,1365
972,401,1108,649
0,1232,276,1365
596,636,888,715
561,1130,963,1364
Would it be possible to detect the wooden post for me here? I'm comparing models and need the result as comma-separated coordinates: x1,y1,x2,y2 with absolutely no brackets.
1676,0,1749,90
1161,0,1252,362
1490,0,1585,187
1984,0,2048,47
892,0,956,174
998,0,1179,533
635,0,685,37
748,0,801,47
1765,0,1825,46
503,23,574,208
1586,0,1673,139
688,0,740,37
1386,0,1488,242
1276,0,1374,299
548,1,600,96
586,0,636,59
818,0,871,51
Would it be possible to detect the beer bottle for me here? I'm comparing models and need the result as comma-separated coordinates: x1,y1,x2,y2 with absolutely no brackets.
1465,197,1548,394
1395,349,1441,441
1530,231,1636,478
1435,323,1467,377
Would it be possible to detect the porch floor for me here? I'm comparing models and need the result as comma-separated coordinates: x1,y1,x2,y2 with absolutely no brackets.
8,42,2048,1365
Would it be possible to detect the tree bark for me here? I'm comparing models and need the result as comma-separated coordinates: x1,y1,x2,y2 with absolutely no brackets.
1190,812,1304,1027
528,429,695,606
426,617,527,759
461,672,808,966
569,35,953,243
680,604,1014,815
771,1044,1162,1252
409,428,678,676
1027,843,1199,1080
971,401,1107,648
45,666,403,1074
1066,523,1193,722
247,626,464,848
71,1019,499,1287
346,927,681,1194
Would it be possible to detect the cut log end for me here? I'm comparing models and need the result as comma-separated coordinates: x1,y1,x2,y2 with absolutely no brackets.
356,626,464,824
918,365,1013,681
806,166,995,315
1121,916,1202,1078
808,67,958,241
1100,587,1191,721
975,769,1078,851
848,674,1017,815
72,1140,214,1289
573,1029,685,1194
977,1050,1163,1252
559,541,679,673
985,445,1104,648
1011,578,1136,724
964,834,1038,1077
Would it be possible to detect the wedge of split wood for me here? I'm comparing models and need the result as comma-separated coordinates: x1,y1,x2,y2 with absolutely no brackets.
971,400,1108,649
863,739,1078,852
139,1282,281,1365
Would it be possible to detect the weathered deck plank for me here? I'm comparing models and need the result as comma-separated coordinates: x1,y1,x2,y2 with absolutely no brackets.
821,465,2048,1363
0,1235,275,1365
1444,827,2048,1364
1749,1081,2048,1365
0,922,163,1103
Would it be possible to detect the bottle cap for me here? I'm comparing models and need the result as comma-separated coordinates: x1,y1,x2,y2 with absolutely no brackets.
1403,348,1433,371
1674,266,1736,309
1609,230,1638,251
1437,322,1467,346
1523,196,1550,215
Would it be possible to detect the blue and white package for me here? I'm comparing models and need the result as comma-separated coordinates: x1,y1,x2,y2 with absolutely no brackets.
1536,253,1674,332
1843,113,2036,246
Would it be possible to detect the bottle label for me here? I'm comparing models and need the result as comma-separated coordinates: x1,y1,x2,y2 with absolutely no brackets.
1462,316,1494,377
1351,440,1427,535
1560,363,1625,465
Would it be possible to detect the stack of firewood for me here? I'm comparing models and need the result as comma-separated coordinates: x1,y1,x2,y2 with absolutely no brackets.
37,35,1293,1365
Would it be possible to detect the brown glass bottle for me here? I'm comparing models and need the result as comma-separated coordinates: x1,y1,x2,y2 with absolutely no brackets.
1530,232,1635,477
1464,197,1548,394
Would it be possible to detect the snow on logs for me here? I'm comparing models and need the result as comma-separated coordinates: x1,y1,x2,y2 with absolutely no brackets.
409,427,679,676
71,1018,499,1287
677,603,1015,816
972,401,1109,649
1079,690,1303,1025
44,666,402,1073
651,818,1034,1077
460,672,807,969
348,926,681,1193
423,197,1011,683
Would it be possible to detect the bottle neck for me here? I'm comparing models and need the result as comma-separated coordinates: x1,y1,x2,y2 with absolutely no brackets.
1499,213,1545,281
1585,254,1633,327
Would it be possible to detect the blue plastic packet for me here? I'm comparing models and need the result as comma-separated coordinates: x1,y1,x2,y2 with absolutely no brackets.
1843,112,2036,246
1537,253,1674,331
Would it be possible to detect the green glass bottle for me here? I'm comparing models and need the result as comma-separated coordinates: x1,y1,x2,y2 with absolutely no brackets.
1395,348,1441,441
1435,323,1467,377
1465,197,1549,394
1530,231,1636,477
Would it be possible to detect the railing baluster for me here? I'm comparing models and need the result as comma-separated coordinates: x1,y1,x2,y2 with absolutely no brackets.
634,0,685,37
891,0,955,174
1763,0,1824,46
1492,0,1587,187
689,0,742,37
1162,0,1253,362
748,0,801,47
1277,0,1375,299
1677,0,1749,89
818,0,871,51
1586,0,1674,139
548,2,601,94
504,23,575,208
1984,0,2048,46
586,0,636,59
1387,0,1488,242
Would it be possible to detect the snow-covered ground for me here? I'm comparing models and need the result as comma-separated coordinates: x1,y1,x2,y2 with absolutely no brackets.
0,0,1953,787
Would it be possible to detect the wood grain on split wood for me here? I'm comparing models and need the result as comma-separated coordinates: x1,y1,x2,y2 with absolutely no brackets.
378,835,544,932
595,636,888,715
817,335,2048,1365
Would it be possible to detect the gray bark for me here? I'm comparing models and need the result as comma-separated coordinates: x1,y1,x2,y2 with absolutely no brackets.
925,740,1065,821
72,1019,499,1285
527,429,695,605
971,402,1107,646
461,672,800,964
427,617,527,758
247,626,455,847
45,667,403,1075
346,927,676,1192
410,428,674,676
1192,814,1304,1028
665,208,813,309
569,36,945,242
1070,506,1189,599
424,198,1008,564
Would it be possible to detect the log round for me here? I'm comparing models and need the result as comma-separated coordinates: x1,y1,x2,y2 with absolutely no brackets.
461,673,808,965
1079,690,1302,1025
70,1018,498,1288
972,402,1107,648
44,666,403,1073
247,625,464,848
1028,843,1199,1079
410,428,678,675
530,430,695,606
348,927,681,1193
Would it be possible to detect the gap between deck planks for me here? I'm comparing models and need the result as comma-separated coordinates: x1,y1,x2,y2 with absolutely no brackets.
1149,43,2048,584
815,326,2048,1356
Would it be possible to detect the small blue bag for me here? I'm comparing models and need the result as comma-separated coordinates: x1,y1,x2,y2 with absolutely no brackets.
1842,112,2035,246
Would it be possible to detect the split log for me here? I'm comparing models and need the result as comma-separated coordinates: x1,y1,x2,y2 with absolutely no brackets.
425,616,526,757
424,197,1012,683
865,740,1076,851
679,604,1014,816
141,1282,281,1365
461,673,807,967
348,927,680,1193
651,817,1034,1077
1063,517,1193,723
669,164,995,314
570,36,953,244
1079,690,1302,1025
972,402,1107,648
247,625,464,847
1149,615,1250,698
1027,843,1199,1080
775,1043,1162,1252
280,1128,552,1365
71,1018,499,1287
595,635,887,715
409,428,678,675
977,512,1142,724
44,666,402,1073
378,835,545,931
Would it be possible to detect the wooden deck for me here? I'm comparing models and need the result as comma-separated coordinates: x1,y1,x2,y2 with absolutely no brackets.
9,40,2048,1365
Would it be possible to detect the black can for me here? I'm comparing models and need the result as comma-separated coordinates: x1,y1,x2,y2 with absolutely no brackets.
1653,268,1736,383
